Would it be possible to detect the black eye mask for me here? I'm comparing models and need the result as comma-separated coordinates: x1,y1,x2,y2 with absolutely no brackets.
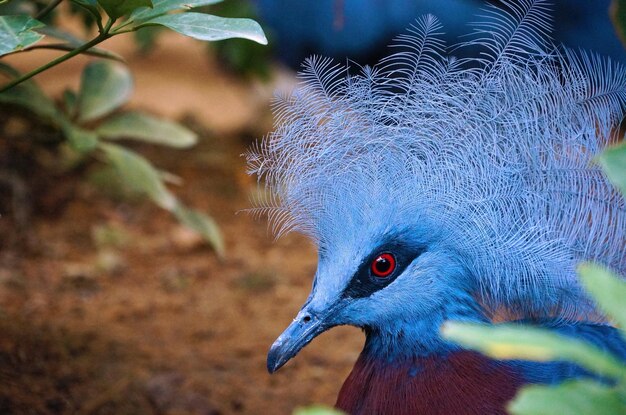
340,242,426,299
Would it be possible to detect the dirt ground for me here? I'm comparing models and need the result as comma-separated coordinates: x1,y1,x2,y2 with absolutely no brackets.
0,27,363,415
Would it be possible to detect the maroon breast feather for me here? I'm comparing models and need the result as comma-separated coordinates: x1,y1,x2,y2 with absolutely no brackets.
336,351,524,415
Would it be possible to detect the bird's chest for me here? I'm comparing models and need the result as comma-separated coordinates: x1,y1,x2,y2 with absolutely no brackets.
335,351,524,415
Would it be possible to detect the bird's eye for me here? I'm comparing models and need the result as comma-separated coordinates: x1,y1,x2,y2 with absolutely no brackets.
370,253,396,278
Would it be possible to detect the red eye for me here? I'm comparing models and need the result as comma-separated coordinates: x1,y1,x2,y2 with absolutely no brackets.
371,253,396,278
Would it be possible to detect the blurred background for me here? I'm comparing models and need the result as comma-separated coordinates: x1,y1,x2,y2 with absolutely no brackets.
0,0,623,414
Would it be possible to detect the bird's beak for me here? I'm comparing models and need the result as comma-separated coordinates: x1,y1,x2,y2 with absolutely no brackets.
267,302,341,373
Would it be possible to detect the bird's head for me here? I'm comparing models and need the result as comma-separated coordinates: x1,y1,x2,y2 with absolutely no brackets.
264,162,478,372
248,19,621,371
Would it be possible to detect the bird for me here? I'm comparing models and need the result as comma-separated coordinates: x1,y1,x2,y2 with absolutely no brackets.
246,0,626,413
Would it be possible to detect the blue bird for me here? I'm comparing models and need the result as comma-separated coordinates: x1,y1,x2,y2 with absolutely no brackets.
247,0,626,413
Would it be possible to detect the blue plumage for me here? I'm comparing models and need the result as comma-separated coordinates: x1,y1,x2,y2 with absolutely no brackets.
248,0,626,413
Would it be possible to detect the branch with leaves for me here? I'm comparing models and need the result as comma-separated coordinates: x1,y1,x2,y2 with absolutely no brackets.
0,0,268,254
0,0,267,91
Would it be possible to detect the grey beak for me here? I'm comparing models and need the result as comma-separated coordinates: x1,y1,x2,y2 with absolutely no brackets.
267,305,336,373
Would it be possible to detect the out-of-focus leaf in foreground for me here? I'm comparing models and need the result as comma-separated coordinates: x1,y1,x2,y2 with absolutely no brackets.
578,262,626,331
509,380,625,415
441,322,626,382
293,406,346,415
596,141,626,195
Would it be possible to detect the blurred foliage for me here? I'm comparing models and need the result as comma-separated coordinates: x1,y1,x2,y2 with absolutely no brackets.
1,60,224,253
293,406,345,415
443,138,626,415
91,222,132,249
0,0,268,255
443,262,626,414
596,141,626,195
611,0,626,47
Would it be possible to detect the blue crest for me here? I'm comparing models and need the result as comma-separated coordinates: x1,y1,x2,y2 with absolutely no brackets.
247,0,626,321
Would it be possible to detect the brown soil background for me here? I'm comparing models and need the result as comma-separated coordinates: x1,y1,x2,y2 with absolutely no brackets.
0,26,363,415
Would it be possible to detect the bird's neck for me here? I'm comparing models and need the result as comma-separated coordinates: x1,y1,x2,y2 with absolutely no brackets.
362,290,486,360
335,294,524,415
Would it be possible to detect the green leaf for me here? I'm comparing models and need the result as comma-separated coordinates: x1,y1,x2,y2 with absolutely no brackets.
172,204,224,257
293,406,346,415
441,322,626,382
77,61,133,123
64,125,99,154
578,263,626,331
98,0,152,19
96,112,197,148
128,0,222,23
509,380,625,415
596,141,626,195
138,12,267,45
0,63,59,120
99,143,177,210
0,15,45,56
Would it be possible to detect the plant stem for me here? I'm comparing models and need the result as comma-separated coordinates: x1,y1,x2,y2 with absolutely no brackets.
95,15,105,33
0,36,104,92
102,17,115,33
35,0,64,20
0,19,116,93
2,43,126,62
110,27,136,35
110,18,136,34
